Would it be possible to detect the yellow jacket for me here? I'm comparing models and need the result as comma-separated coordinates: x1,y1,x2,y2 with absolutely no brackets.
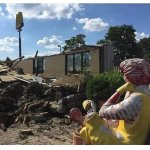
80,113,121,144
116,92,150,144
80,92,150,145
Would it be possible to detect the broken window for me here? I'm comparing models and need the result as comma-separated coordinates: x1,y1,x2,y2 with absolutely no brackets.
74,54,81,73
66,52,91,74
67,54,73,73
37,58,44,74
33,58,44,75
82,52,91,72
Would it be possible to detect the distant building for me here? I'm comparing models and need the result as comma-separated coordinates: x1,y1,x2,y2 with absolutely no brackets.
14,44,114,78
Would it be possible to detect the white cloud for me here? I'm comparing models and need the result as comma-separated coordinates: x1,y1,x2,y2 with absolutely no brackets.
76,17,109,32
135,32,149,41
73,27,77,30
0,37,18,46
0,6,4,16
76,18,88,23
0,46,14,52
0,37,18,52
4,3,83,20
1,12,5,16
37,35,63,49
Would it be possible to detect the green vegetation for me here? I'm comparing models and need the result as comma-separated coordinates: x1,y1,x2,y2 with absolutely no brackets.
97,25,139,65
137,37,150,58
86,71,125,101
97,24,150,65
63,34,86,52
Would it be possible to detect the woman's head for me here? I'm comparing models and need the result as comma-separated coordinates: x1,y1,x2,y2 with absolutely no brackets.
120,58,150,85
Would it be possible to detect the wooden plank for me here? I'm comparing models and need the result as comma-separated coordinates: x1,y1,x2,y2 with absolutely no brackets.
0,75,16,82
14,77,32,83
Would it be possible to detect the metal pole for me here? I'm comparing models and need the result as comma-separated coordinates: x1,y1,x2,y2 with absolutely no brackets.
18,29,22,60
58,45,61,53
60,45,61,53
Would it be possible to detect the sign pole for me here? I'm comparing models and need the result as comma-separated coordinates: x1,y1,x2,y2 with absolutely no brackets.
16,12,24,60
18,29,22,59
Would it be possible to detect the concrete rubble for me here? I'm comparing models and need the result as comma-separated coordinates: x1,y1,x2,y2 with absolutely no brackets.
0,62,87,134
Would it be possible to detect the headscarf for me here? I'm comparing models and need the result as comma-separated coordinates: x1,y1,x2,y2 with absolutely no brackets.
120,58,150,85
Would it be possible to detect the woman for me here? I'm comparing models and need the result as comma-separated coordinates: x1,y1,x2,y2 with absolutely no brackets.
79,58,150,144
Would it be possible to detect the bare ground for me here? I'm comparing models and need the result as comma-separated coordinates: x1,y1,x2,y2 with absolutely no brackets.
0,117,80,145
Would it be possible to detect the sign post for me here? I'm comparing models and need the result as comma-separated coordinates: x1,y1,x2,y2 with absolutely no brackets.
16,12,24,60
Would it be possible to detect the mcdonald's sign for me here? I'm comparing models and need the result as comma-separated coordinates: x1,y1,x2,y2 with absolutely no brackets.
16,12,24,30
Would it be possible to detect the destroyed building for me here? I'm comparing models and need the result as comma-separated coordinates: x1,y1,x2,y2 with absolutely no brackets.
13,44,114,78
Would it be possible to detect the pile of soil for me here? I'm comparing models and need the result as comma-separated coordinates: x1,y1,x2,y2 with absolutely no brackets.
0,75,86,144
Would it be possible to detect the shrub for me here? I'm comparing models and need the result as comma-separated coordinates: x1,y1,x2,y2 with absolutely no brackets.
86,71,125,101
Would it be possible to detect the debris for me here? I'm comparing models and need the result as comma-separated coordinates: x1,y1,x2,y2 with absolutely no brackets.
0,63,88,144
0,65,9,75
16,67,24,74
26,101,45,112
10,56,24,70
0,96,16,112
14,76,32,83
0,123,7,132
32,75,43,83
19,129,34,136
64,115,71,125
1,82,24,99
27,113,47,123
24,82,45,98
0,112,8,132
52,74,85,88
19,128,34,140
57,94,86,114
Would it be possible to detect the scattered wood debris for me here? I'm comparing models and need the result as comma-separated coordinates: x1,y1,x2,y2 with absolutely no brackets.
0,62,87,134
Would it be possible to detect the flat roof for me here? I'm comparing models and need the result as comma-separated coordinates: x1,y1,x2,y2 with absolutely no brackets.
24,45,103,60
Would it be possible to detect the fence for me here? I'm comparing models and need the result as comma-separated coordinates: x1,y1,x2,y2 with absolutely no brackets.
114,66,120,72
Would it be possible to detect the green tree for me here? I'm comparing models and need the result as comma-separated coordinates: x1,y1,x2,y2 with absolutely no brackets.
99,24,139,65
63,34,86,51
96,39,111,45
137,37,150,58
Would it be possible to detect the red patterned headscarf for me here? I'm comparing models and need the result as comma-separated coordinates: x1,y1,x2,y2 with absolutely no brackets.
120,58,150,85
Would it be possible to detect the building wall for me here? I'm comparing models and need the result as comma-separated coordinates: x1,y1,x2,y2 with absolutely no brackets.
13,58,33,74
43,54,65,78
13,45,114,78
90,44,114,75
103,44,114,72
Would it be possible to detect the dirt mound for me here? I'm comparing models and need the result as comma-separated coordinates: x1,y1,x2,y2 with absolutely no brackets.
0,78,86,130
0,66,88,144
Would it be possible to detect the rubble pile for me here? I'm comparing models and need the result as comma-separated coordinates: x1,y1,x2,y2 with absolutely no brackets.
0,64,87,132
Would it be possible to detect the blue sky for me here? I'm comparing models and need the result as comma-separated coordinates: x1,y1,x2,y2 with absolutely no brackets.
0,3,150,60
